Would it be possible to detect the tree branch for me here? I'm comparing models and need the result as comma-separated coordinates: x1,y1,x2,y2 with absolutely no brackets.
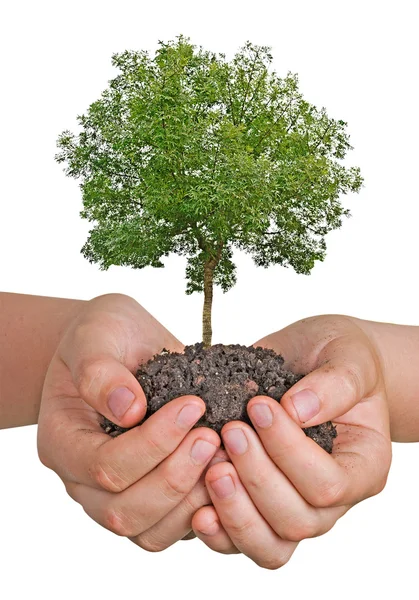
226,76,236,125
211,138,222,179
312,122,332,152
243,87,273,129
207,239,224,268
245,71,267,117
238,49,260,122
252,98,295,153
108,171,143,185
265,222,322,237
159,74,181,187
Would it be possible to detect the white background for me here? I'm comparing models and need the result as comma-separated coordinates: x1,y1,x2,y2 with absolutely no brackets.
1,0,418,598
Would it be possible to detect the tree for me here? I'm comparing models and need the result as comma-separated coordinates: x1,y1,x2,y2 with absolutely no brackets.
56,35,363,347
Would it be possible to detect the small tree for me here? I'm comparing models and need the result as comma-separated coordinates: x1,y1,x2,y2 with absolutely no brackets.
56,35,363,347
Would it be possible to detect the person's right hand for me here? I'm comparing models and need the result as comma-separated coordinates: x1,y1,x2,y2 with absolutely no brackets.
37,293,221,551
190,314,392,567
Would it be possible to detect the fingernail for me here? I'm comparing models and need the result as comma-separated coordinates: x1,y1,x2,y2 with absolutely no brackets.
176,404,203,428
291,389,321,422
249,403,273,428
107,387,135,420
223,428,248,455
190,440,217,465
211,475,235,499
197,520,220,536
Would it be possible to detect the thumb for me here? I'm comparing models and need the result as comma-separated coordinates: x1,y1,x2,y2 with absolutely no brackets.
280,336,380,427
73,356,147,428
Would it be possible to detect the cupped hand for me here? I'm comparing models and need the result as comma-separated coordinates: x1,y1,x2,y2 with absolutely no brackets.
37,293,221,551
191,315,392,569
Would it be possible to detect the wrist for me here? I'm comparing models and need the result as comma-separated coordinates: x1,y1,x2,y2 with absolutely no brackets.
347,317,419,442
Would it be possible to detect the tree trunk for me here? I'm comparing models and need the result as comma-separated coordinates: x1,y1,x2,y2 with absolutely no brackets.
202,260,215,348
199,240,223,348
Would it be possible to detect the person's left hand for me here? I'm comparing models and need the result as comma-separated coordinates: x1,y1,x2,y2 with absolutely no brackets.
37,293,223,551
190,315,392,569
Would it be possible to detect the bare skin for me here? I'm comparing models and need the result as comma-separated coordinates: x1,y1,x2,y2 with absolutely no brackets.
36,304,419,567
350,318,419,443
191,316,419,566
1,293,418,568
0,292,80,428
0,292,225,548
37,293,224,551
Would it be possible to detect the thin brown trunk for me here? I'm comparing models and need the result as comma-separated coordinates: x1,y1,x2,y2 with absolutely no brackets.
202,261,215,348
200,241,223,348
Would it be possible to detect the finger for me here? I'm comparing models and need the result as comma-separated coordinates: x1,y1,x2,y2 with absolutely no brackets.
66,477,207,550
80,358,148,428
42,394,208,490
254,317,382,428
254,315,363,374
62,345,147,428
58,306,158,428
132,478,210,551
205,462,298,570
221,421,347,541
131,452,229,551
66,426,220,537
192,505,240,555
247,396,391,507
281,335,382,428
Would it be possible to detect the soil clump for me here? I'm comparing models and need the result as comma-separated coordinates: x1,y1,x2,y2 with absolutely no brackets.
102,343,337,453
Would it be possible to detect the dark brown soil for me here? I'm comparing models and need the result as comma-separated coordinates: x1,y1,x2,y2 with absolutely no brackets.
101,343,337,453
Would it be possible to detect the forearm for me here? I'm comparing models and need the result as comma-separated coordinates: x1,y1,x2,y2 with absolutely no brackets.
351,317,419,442
0,293,83,428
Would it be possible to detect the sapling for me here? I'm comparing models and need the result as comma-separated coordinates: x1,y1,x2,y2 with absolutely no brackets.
56,35,362,450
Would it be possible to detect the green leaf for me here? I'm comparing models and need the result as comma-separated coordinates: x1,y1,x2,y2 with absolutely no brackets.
56,35,363,294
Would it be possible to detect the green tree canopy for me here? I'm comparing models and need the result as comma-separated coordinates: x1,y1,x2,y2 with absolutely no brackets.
56,35,363,346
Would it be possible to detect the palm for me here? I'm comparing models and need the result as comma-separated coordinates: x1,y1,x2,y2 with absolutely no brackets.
38,296,185,480
255,315,391,495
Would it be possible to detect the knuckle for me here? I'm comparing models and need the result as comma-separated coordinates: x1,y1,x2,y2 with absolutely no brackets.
136,531,168,553
90,458,127,493
77,358,106,400
244,471,269,491
269,442,296,466
180,493,197,515
159,470,190,503
281,517,320,542
341,363,362,398
102,506,138,538
312,480,346,508
142,435,171,464
95,292,130,304
181,485,209,514
71,322,93,347
257,551,290,571
224,517,254,541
